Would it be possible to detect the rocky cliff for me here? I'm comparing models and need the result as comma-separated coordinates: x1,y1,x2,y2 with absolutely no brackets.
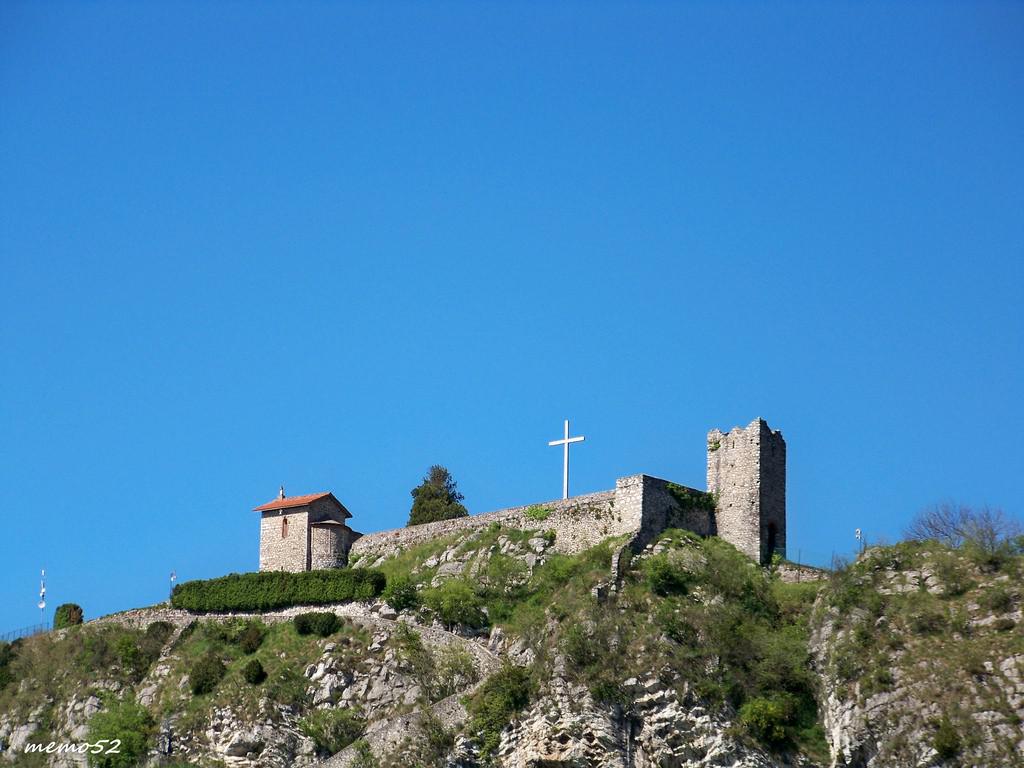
1,523,1021,768
809,542,1024,767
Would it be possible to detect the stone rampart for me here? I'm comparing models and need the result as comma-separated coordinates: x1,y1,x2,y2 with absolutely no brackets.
350,488,621,562
349,474,707,564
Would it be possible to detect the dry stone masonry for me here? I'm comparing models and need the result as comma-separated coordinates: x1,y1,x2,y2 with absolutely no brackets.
707,418,786,563
257,418,786,570
256,491,362,572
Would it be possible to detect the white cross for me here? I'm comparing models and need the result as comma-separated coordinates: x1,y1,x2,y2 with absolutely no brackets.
548,419,585,500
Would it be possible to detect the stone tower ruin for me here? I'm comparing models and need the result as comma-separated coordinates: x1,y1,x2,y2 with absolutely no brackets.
706,418,786,564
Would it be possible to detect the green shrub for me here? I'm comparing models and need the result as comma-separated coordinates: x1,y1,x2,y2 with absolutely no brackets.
113,635,146,681
300,708,366,754
523,505,551,521
391,622,435,693
980,585,1013,613
908,604,946,635
382,574,420,611
739,696,789,745
243,658,267,685
466,664,533,756
828,567,866,613
654,601,699,645
351,739,378,768
106,622,173,683
965,538,1018,573
871,666,894,691
589,677,631,706
933,553,972,597
86,696,154,768
238,621,266,653
294,612,342,637
644,553,692,596
833,648,860,682
146,620,174,639
54,603,84,629
478,554,529,601
170,568,384,612
433,644,479,699
562,623,600,668
665,483,717,513
412,711,455,766
0,640,17,692
993,617,1016,632
423,579,488,629
932,716,961,759
190,652,226,695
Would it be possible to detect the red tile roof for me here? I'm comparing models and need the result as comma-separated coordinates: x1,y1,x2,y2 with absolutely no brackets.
253,492,349,517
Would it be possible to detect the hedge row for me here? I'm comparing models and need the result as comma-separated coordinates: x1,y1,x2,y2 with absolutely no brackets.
171,568,385,612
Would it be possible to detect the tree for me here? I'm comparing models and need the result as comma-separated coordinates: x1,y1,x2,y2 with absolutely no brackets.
906,503,1023,570
53,603,83,629
906,503,1021,550
407,465,468,526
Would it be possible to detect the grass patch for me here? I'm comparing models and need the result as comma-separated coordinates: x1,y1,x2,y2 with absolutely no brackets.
523,505,551,521
300,708,366,754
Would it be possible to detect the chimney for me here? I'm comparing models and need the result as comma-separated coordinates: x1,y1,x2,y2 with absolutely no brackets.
278,485,285,499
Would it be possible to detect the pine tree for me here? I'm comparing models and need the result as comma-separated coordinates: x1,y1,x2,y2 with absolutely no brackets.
407,465,468,526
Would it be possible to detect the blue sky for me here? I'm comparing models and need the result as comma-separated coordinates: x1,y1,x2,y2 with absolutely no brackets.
1,1,1022,631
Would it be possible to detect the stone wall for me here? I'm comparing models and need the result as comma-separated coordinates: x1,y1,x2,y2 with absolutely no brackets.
350,489,621,562
706,418,786,564
310,524,346,569
775,561,826,583
308,497,347,524
349,474,708,564
634,475,716,548
259,508,310,572
759,422,786,563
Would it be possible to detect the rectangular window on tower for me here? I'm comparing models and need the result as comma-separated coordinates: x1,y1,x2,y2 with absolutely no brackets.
281,517,289,538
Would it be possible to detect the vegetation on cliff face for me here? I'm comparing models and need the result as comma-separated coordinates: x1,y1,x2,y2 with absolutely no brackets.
0,621,174,723
477,528,826,760
813,537,1023,766
86,696,155,768
3,509,1022,768
380,524,827,760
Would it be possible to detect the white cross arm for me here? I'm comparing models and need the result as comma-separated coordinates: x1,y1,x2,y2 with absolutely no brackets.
548,436,585,446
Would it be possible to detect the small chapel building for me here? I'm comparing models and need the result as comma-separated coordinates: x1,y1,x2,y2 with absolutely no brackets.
254,489,362,572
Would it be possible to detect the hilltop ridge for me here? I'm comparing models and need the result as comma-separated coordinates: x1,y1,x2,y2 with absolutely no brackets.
1,518,1021,767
